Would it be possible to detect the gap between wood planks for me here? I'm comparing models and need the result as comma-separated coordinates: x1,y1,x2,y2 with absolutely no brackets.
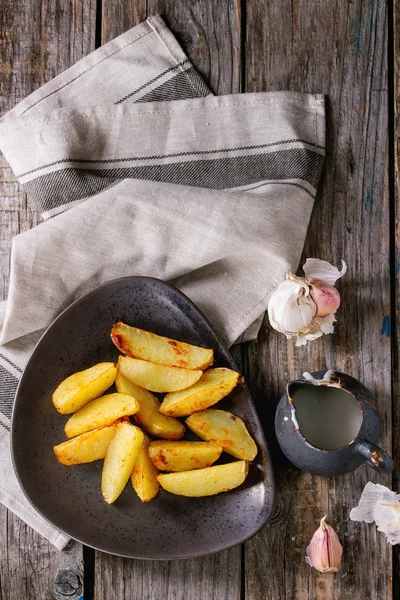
84,4,100,598
388,0,399,598
240,2,247,599
95,0,103,49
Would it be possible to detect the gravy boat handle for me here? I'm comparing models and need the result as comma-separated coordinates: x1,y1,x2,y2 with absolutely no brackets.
355,440,394,474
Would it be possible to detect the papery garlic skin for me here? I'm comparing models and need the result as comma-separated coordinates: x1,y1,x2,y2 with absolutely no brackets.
293,313,336,346
374,503,400,545
305,516,343,573
350,482,400,545
350,482,395,523
303,259,347,286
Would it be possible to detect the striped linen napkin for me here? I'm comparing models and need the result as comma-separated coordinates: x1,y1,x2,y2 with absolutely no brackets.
0,15,325,548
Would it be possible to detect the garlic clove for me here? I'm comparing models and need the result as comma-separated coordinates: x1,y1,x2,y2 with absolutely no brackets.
267,276,316,337
303,259,347,287
305,516,343,573
310,285,341,317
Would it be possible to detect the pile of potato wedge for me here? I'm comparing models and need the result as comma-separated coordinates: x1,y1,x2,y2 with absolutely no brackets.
52,322,257,505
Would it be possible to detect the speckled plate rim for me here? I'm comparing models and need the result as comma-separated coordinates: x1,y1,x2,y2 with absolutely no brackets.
11,276,275,559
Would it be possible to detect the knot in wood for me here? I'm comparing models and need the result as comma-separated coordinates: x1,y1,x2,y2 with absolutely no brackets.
175,30,194,52
53,569,83,598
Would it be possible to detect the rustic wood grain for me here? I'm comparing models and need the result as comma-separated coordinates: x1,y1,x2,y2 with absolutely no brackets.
0,1,96,598
392,0,399,597
94,548,241,600
0,0,97,296
103,0,242,95
102,0,147,42
244,1,392,599
0,512,84,600
93,4,242,599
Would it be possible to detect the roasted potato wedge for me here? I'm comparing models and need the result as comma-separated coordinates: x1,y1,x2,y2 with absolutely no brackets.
131,435,160,502
115,372,185,439
186,409,257,461
157,460,248,497
148,440,222,471
54,422,119,465
52,362,117,414
118,356,202,393
111,322,214,369
64,392,139,438
102,422,144,504
159,368,239,417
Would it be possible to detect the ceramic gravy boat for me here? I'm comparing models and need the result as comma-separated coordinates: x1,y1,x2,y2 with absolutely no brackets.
275,370,394,476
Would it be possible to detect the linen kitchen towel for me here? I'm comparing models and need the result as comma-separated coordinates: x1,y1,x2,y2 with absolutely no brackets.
0,15,325,548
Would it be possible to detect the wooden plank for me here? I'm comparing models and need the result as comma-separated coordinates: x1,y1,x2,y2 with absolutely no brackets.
94,3,242,599
94,548,241,600
392,0,399,597
0,1,96,598
0,1,97,295
102,0,147,42
244,1,392,599
103,0,242,95
0,506,84,600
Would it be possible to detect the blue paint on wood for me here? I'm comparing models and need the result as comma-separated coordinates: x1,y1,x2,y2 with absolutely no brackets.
350,19,364,57
381,316,391,337
364,189,372,213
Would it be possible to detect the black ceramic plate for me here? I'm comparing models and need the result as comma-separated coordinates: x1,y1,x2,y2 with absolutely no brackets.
11,277,274,559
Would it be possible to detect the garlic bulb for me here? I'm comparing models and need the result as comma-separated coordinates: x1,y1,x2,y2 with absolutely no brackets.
350,482,400,545
267,259,346,346
305,516,343,572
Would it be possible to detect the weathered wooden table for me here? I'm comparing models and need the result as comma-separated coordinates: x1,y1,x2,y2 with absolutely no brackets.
0,1,398,599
